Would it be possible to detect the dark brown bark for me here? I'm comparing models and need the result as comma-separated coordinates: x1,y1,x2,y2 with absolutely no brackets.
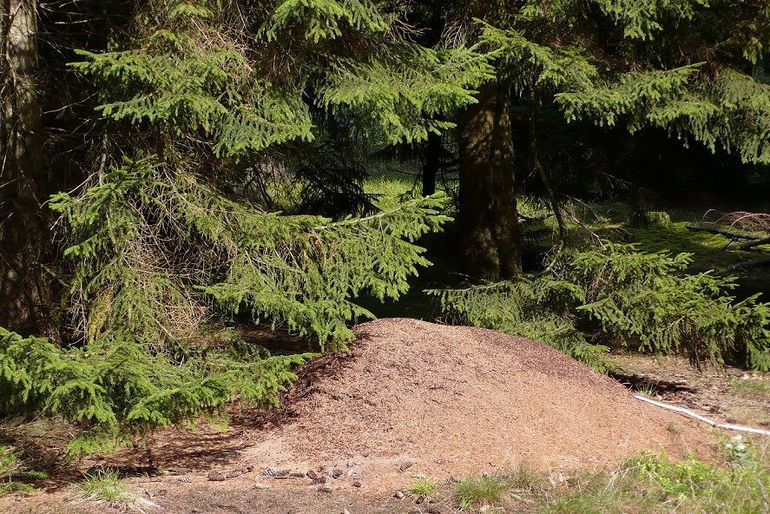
0,0,55,335
422,132,440,196
420,6,443,198
458,83,521,281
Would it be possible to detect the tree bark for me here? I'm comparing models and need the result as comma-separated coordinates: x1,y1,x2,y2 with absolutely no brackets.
422,132,440,196
420,5,443,198
458,83,521,281
0,0,54,335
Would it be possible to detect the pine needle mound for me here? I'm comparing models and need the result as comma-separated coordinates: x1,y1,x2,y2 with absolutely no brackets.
243,318,712,490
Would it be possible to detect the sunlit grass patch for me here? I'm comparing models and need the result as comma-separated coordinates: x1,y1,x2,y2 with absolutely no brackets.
75,469,154,511
364,173,418,210
454,467,547,511
408,477,438,501
541,441,770,514
455,474,511,510
730,378,770,398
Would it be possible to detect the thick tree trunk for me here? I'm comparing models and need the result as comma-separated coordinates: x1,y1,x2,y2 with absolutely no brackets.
0,0,54,335
458,83,521,281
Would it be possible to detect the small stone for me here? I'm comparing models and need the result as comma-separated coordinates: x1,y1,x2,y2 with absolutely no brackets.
346,460,354,468
307,470,326,484
207,470,227,481
319,485,333,493
253,483,271,490
352,480,362,488
414,473,427,480
331,468,343,479
343,510,352,514
399,460,414,472
264,468,290,479
394,490,405,499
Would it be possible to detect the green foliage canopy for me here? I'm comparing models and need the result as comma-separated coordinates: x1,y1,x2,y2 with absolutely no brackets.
474,0,770,164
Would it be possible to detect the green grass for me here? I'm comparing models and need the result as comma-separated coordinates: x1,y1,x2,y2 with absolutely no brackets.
453,467,548,510
730,378,770,398
0,446,47,496
454,475,513,510
363,172,419,210
76,469,137,507
567,201,770,275
541,445,770,514
408,477,438,501
446,439,770,513
635,383,659,398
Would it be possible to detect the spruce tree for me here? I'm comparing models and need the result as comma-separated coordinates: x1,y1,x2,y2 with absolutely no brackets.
0,0,492,451
441,0,770,278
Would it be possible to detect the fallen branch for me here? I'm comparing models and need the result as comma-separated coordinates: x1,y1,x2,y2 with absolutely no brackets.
686,223,764,241
738,236,770,250
726,258,770,271
634,395,770,436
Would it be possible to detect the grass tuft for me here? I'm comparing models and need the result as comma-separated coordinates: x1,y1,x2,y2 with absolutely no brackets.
408,477,438,501
635,383,659,397
542,443,770,514
76,469,139,508
454,475,510,510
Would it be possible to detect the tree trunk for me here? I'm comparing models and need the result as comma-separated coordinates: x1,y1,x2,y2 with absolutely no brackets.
458,83,521,281
0,0,54,335
420,5,443,198
422,132,440,196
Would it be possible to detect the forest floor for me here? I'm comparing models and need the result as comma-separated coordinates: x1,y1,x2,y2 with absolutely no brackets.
611,353,770,430
5,319,768,513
